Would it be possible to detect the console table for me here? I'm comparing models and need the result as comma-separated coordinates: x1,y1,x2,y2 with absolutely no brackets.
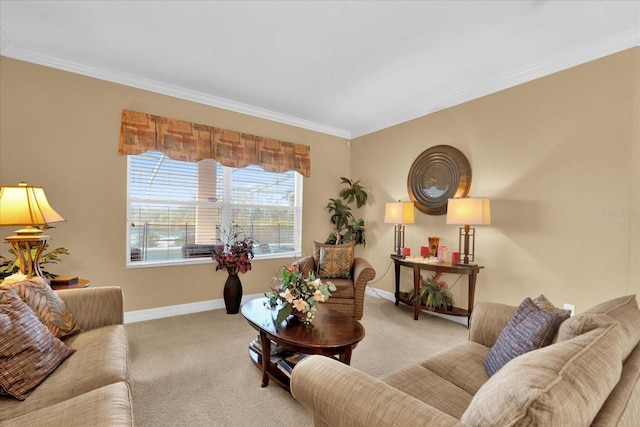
391,254,483,325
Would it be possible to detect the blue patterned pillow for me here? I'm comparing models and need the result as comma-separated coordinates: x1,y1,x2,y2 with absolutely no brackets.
484,297,561,376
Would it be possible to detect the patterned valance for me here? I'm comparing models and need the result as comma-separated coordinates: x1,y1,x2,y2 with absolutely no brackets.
118,109,311,177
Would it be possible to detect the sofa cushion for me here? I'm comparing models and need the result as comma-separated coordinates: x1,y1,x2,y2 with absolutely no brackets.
592,342,640,426
318,245,353,279
484,297,561,376
0,324,129,420
0,291,75,400
462,324,624,426
1,277,81,339
557,294,640,361
419,341,491,396
380,364,474,419
2,382,134,427
324,278,355,299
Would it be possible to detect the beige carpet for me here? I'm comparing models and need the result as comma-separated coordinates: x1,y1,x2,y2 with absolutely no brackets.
126,294,468,426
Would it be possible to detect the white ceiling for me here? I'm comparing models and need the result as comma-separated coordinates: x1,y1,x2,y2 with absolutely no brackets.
1,1,639,139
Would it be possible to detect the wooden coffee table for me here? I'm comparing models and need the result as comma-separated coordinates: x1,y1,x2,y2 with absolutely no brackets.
241,297,365,392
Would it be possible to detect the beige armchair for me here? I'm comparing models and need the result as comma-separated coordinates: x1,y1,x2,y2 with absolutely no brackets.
293,248,375,320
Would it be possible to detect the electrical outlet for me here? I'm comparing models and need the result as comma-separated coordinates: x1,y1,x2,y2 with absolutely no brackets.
563,303,575,316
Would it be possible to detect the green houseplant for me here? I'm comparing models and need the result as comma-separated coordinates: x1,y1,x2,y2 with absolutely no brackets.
325,177,369,246
408,272,454,311
0,246,70,280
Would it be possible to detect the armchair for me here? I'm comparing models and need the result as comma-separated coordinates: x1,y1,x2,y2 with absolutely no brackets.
293,243,375,320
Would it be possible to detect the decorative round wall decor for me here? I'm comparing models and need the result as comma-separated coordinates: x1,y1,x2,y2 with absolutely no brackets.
407,145,472,215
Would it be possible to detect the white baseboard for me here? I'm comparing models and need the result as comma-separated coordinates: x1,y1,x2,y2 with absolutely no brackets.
125,288,467,326
124,292,265,323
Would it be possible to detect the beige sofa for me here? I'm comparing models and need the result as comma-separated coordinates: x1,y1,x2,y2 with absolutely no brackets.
0,286,134,426
291,295,640,426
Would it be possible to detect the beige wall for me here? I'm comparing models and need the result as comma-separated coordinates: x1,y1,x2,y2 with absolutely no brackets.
1,47,638,314
353,47,640,313
0,57,349,311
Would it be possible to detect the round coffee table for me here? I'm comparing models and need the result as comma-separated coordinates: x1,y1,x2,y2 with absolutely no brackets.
241,297,365,392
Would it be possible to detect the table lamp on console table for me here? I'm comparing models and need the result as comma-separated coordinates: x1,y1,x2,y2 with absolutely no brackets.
384,201,415,256
0,182,66,278
446,197,491,265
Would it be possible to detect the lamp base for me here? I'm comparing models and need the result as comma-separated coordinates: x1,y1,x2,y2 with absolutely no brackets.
453,261,478,267
4,234,50,278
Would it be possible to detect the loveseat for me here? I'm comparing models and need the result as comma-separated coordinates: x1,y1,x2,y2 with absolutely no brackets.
291,294,640,426
0,285,134,426
294,242,376,320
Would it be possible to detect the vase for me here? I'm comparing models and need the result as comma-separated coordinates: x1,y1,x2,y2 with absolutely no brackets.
223,272,242,314
291,308,312,324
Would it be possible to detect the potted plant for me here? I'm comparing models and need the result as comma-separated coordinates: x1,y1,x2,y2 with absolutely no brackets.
325,177,369,245
408,272,454,312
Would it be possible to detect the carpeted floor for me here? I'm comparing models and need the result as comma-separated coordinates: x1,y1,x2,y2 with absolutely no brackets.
126,294,468,426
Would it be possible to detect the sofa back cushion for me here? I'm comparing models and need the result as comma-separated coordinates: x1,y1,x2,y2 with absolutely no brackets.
557,294,640,361
462,324,624,426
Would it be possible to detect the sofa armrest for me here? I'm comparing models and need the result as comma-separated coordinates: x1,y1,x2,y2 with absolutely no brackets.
55,286,124,330
468,302,516,347
293,255,315,278
351,257,375,319
291,355,465,427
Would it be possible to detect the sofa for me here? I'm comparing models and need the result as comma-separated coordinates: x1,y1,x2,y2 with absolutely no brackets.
291,294,640,426
294,241,376,320
0,284,134,426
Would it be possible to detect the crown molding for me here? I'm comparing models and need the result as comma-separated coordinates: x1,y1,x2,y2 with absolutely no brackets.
0,45,351,139
2,26,638,141
351,28,640,139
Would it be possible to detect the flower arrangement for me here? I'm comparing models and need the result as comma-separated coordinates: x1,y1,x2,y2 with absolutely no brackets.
409,272,454,311
266,265,337,325
211,225,254,274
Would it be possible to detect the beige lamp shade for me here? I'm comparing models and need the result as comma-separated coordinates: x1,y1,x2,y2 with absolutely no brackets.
384,202,415,225
0,182,65,233
446,198,491,225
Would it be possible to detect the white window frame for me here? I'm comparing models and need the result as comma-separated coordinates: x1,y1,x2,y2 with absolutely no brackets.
125,153,303,268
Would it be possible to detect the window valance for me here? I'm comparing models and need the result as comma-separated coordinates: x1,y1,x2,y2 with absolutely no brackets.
118,109,311,177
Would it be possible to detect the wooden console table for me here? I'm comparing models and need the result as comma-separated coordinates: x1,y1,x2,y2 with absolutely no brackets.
391,254,483,325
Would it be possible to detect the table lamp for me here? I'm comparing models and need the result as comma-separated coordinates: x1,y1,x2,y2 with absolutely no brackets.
0,182,66,278
446,197,490,265
384,201,415,255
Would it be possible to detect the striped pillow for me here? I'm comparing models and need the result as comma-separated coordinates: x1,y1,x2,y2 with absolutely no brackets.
1,277,81,339
0,290,75,400
484,297,561,376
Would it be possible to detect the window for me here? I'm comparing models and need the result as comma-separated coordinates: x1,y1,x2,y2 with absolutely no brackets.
127,151,302,267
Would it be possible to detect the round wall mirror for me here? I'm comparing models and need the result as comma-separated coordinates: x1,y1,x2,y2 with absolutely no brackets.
407,145,472,215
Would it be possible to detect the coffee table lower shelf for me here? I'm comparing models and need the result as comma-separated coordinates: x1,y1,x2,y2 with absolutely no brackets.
248,346,294,392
